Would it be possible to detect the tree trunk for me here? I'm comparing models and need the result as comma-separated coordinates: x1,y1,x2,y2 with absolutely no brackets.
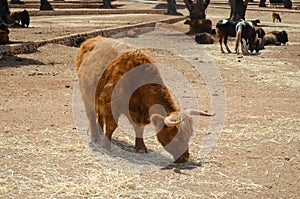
0,0,10,23
229,0,249,21
183,0,210,34
283,0,292,9
183,0,210,20
258,0,266,7
11,0,25,4
166,0,183,15
40,0,53,10
102,0,113,8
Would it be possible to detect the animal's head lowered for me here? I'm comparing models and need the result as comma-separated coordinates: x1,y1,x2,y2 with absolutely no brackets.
249,34,261,53
151,110,214,163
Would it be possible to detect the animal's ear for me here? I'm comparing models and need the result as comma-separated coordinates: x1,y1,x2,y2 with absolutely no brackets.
150,114,165,130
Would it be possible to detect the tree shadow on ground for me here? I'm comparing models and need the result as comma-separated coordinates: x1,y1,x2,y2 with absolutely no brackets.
0,54,45,68
260,24,291,28
154,3,186,10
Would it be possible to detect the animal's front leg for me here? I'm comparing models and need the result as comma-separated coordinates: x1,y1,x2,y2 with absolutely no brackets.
134,125,147,153
242,39,249,54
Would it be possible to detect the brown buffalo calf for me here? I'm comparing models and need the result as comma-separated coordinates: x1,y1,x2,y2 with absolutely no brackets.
76,36,214,163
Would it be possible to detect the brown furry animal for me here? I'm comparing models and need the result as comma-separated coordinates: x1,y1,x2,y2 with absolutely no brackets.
9,9,30,28
195,32,214,44
272,12,281,23
76,36,214,163
184,19,212,34
0,23,9,45
263,30,288,46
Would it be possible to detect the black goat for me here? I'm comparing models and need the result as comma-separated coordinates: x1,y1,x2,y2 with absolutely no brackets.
216,19,239,53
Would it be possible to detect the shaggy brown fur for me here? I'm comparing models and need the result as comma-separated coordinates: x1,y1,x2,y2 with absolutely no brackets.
263,30,288,46
76,36,214,163
195,32,214,44
184,19,212,34
272,12,281,23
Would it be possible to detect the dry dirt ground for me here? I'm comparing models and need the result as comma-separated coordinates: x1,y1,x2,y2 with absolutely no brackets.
0,1,300,198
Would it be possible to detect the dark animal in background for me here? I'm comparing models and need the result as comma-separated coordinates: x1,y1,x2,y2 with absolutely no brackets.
251,19,261,26
263,30,288,46
255,27,265,39
272,12,281,23
0,23,10,45
216,19,239,53
184,19,212,34
195,32,214,44
235,21,260,54
255,27,265,50
10,9,30,28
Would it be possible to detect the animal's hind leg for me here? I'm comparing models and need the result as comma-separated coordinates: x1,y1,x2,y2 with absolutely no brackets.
219,39,225,53
224,36,232,53
101,115,117,150
97,114,104,135
134,125,147,153
86,110,101,144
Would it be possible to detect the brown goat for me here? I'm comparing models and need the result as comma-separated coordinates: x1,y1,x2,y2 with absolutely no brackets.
184,19,212,34
76,36,214,163
272,12,281,23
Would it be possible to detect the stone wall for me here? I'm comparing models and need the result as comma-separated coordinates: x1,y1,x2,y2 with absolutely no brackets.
0,16,185,56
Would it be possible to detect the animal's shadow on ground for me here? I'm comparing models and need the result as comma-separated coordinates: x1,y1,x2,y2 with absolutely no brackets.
89,138,219,172
161,161,222,174
241,52,261,56
90,139,172,167
0,54,44,68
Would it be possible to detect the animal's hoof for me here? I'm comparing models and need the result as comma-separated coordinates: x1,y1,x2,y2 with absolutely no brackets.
174,156,189,163
135,147,148,153
91,136,101,144
101,139,111,151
